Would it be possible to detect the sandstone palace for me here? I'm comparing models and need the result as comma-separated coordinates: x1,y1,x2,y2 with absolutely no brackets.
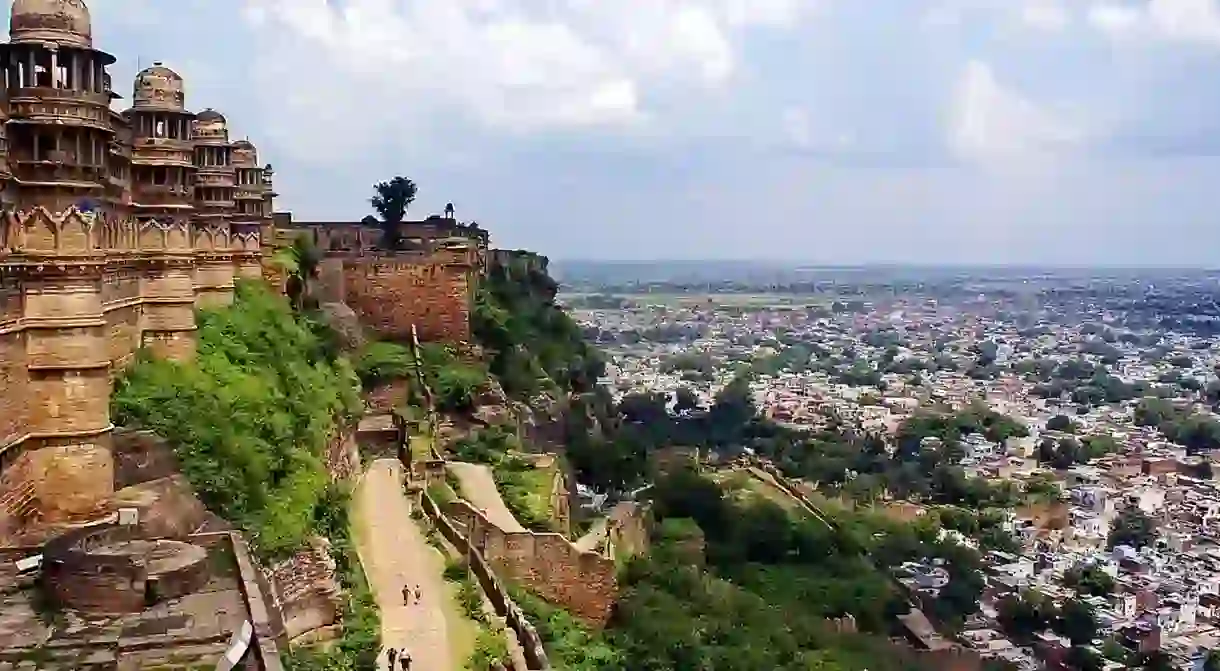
0,0,276,543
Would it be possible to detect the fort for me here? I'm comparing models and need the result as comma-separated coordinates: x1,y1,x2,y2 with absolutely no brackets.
273,212,485,343
0,0,280,545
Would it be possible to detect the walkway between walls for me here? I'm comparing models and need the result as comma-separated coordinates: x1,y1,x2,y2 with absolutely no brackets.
355,458,462,670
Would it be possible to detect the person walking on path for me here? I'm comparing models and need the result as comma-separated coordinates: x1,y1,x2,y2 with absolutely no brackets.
386,647,397,670
402,584,410,605
400,648,413,670
413,584,421,604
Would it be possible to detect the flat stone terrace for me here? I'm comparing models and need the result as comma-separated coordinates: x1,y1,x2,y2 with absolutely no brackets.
0,539,250,670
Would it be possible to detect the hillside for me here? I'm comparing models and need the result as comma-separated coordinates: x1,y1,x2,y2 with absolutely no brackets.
451,256,980,671
111,281,380,671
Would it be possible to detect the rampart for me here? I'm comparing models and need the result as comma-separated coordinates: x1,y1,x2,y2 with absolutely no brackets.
420,490,550,670
442,497,618,626
0,212,275,545
333,249,478,343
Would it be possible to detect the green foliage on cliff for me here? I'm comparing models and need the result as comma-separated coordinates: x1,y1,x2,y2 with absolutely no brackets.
513,468,966,670
473,256,605,398
112,281,363,557
353,341,414,389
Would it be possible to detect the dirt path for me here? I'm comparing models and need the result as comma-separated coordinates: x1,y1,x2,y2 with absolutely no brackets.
447,461,526,532
354,459,456,670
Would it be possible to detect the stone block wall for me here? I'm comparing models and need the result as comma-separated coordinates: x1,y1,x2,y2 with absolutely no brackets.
444,498,617,626
267,537,343,642
0,450,36,546
420,492,550,670
0,203,276,547
0,329,27,451
339,252,475,343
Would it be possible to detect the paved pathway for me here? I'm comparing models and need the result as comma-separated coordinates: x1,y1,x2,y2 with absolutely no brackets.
447,462,526,532
355,459,453,671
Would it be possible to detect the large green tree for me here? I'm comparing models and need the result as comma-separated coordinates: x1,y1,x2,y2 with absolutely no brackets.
370,176,417,250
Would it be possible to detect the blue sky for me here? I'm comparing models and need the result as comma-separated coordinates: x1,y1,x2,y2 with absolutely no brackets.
87,0,1220,265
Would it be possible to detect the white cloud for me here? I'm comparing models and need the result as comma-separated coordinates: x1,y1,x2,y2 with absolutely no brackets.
1089,0,1220,45
1020,0,1069,31
240,0,806,160
948,60,1082,166
921,0,1070,31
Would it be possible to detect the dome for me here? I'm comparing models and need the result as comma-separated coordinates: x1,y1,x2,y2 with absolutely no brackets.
192,107,228,145
231,139,258,167
131,62,186,112
195,108,226,124
10,0,93,49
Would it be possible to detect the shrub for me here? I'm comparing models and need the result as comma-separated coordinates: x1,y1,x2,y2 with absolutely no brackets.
112,281,362,557
353,341,414,388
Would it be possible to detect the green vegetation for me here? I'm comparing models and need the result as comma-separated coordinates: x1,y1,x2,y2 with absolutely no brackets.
473,254,605,398
370,176,417,250
1064,565,1115,597
353,341,415,389
1134,396,1220,453
1108,507,1158,549
512,467,985,670
467,624,511,671
442,558,512,671
285,485,381,671
453,427,557,531
418,343,487,412
112,281,362,557
112,281,375,669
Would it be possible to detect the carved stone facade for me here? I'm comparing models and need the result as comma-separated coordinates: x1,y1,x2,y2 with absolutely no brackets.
0,0,277,545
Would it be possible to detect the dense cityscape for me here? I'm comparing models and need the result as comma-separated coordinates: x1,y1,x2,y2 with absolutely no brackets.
558,263,1220,671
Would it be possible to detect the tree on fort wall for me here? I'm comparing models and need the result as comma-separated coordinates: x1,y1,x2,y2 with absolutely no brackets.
370,176,417,251
271,233,323,311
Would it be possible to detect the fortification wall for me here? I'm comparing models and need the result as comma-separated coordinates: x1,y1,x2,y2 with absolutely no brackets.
0,205,267,547
338,252,475,343
267,537,343,643
443,498,617,626
420,491,550,670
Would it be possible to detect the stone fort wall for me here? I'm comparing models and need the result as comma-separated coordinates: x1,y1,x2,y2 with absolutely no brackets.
336,250,477,343
443,497,618,626
0,208,263,547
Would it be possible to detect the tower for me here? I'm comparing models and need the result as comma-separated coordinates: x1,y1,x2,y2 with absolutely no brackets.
0,0,117,527
230,139,263,278
126,63,196,359
191,108,234,305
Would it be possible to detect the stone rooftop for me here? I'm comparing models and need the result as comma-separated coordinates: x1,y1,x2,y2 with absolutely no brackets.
0,537,252,670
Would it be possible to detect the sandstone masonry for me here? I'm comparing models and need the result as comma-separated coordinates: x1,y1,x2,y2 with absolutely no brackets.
0,0,276,545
